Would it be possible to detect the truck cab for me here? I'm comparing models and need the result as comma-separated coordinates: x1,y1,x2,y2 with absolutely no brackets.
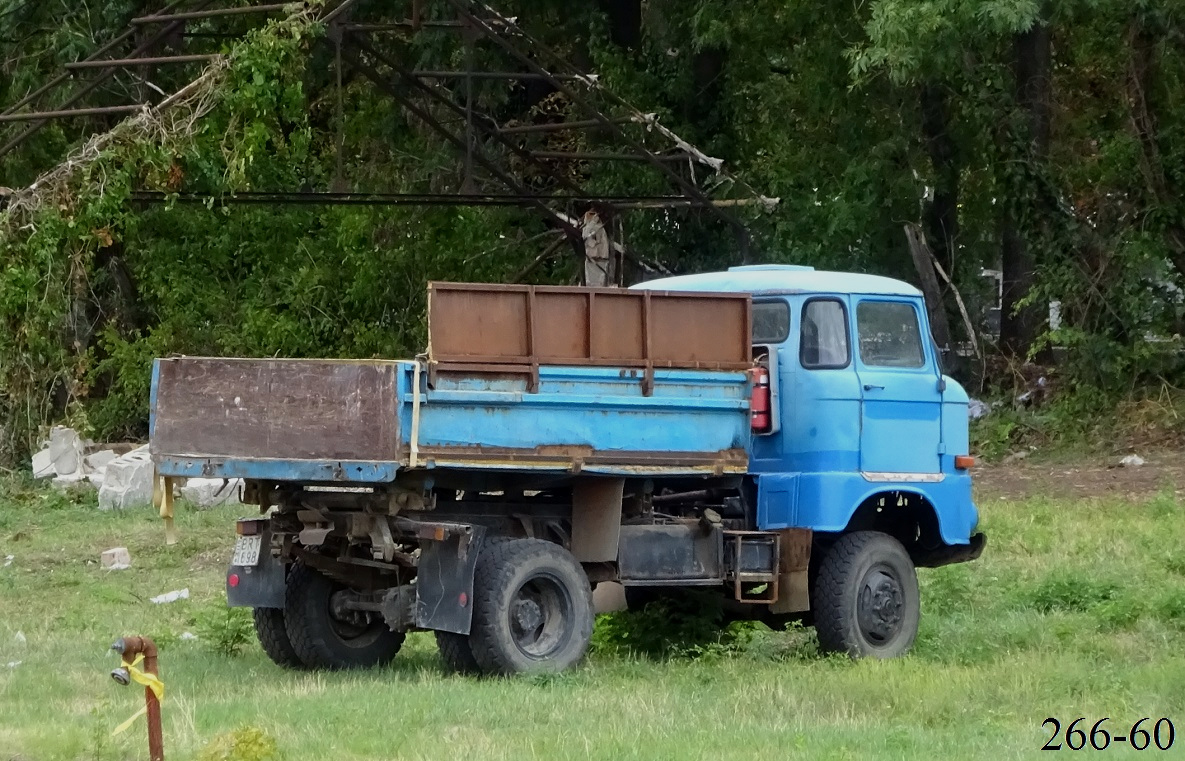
150,266,983,675
634,264,982,565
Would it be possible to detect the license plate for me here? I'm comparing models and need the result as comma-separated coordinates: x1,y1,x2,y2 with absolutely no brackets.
231,535,262,566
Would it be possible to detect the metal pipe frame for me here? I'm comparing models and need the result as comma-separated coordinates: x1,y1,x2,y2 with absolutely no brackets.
338,41,580,236
65,54,218,70
529,150,688,163
341,21,464,31
131,3,288,24
346,35,591,201
409,70,581,81
447,0,753,255
129,190,718,207
0,105,143,123
496,117,635,135
0,0,193,117
0,0,217,159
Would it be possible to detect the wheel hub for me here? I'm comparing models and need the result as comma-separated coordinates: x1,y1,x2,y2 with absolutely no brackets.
857,568,904,644
505,573,574,660
512,597,545,634
329,590,372,633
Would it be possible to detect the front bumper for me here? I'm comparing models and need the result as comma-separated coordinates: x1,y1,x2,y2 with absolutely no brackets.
913,532,986,568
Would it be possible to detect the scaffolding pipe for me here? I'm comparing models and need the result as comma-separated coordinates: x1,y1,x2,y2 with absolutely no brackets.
66,55,217,69
131,4,288,24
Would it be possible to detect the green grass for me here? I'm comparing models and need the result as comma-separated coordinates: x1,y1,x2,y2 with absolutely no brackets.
1,476,1183,760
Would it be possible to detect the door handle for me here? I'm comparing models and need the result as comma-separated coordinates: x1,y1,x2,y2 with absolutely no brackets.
863,384,885,391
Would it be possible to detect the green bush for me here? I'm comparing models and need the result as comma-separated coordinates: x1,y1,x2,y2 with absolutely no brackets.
194,596,254,657
1027,573,1119,614
198,725,280,761
590,594,725,659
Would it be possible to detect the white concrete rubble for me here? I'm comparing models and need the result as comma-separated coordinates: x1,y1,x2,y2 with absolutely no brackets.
31,426,138,497
83,449,119,474
150,588,189,604
180,477,244,508
101,547,131,570
32,426,84,478
31,447,54,479
47,426,84,477
98,444,155,510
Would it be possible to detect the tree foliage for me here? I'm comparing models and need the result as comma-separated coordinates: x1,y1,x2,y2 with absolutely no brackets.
2,0,1185,462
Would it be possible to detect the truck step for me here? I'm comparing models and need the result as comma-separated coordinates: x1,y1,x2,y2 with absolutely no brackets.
724,531,780,604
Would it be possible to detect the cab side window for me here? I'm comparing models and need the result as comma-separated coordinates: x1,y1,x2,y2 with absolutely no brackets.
856,301,925,368
752,300,790,344
800,299,850,369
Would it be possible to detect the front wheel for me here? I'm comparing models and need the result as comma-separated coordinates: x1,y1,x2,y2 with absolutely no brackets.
469,538,593,675
812,531,920,658
283,562,405,670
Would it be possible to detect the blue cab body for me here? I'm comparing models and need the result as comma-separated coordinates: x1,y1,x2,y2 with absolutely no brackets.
635,265,980,549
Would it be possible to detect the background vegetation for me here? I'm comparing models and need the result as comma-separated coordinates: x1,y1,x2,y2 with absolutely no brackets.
3,0,1185,462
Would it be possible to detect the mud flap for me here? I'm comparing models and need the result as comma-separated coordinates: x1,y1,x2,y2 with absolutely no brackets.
416,526,485,634
227,550,285,608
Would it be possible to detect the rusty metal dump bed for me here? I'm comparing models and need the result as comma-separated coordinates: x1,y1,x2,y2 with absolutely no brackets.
428,282,751,378
151,283,752,483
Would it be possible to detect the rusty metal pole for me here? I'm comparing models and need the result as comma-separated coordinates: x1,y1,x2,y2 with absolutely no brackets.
111,635,163,761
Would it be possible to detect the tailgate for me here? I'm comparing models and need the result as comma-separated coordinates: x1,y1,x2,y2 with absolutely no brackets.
150,357,402,482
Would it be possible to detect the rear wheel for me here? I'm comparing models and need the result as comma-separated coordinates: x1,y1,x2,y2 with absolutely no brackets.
284,562,405,670
435,631,481,675
469,538,593,675
812,531,919,658
253,606,304,669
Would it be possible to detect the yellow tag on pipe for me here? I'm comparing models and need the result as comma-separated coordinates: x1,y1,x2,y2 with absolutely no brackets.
111,653,164,736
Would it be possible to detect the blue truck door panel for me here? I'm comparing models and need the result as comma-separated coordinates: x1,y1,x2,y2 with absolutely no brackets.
756,473,799,529
854,299,942,474
781,296,861,475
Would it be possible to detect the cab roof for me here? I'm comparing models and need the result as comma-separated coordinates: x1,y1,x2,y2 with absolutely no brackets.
631,264,922,298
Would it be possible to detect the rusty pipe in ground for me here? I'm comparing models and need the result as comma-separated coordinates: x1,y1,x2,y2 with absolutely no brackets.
111,635,163,761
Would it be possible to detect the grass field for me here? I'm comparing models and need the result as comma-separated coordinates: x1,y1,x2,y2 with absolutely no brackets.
1,471,1183,760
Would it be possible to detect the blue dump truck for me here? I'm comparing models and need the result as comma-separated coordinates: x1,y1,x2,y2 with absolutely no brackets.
149,265,984,674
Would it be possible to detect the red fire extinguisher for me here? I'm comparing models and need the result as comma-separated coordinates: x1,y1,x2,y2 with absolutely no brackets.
750,366,771,433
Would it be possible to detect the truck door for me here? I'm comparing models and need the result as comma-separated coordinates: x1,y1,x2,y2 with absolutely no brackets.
853,298,942,475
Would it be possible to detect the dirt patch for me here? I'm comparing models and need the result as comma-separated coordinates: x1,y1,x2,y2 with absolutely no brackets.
975,452,1185,501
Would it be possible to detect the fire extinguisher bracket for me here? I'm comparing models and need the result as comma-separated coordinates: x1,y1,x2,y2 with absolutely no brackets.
749,348,781,435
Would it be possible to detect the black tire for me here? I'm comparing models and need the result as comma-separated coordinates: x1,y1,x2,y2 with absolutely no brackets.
812,531,919,658
435,631,481,675
469,538,593,675
253,606,305,669
284,562,405,670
